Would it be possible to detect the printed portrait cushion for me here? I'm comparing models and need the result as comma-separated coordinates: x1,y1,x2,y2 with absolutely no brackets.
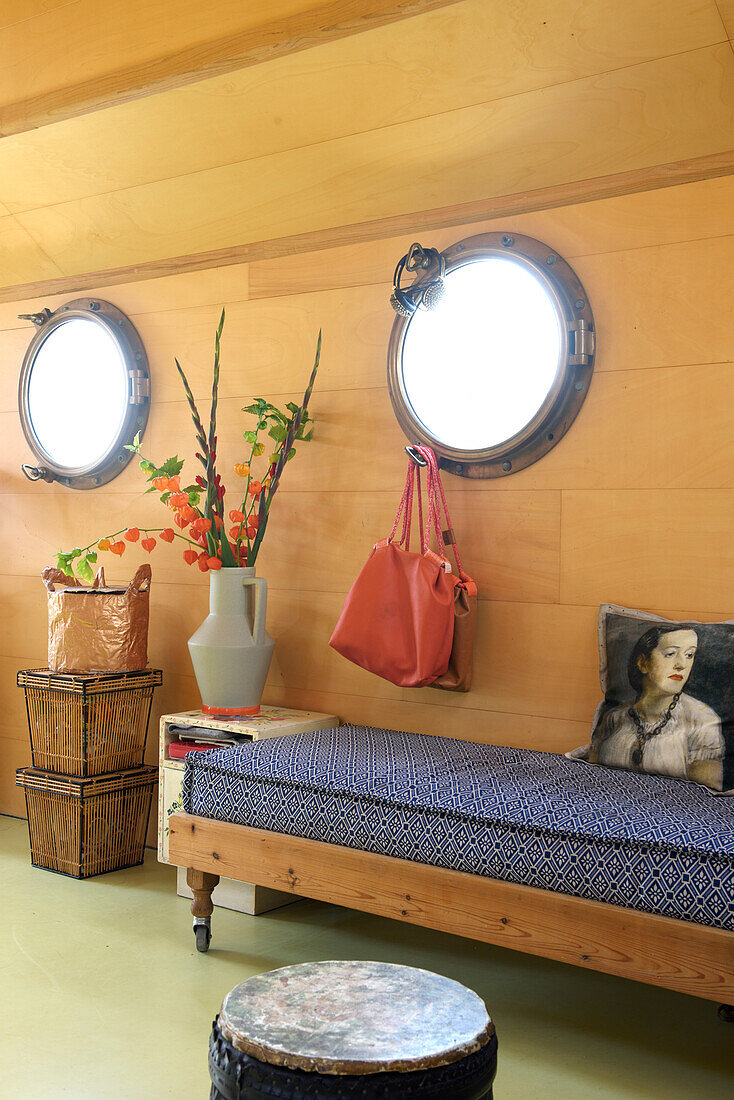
568,605,734,794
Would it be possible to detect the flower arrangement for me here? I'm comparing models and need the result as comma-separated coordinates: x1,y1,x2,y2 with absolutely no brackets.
56,310,320,581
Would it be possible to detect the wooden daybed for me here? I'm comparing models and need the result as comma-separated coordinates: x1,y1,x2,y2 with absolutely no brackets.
167,728,734,1015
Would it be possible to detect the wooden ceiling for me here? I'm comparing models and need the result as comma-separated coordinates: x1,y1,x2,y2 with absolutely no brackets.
0,0,733,300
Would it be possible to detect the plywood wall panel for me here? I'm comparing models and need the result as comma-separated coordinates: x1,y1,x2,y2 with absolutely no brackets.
0,0,724,211
560,490,734,613
11,46,734,282
0,486,562,607
263,684,591,753
0,1,456,134
248,175,734,299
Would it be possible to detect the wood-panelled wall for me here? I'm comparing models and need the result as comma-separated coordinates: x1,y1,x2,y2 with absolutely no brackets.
2,173,734,819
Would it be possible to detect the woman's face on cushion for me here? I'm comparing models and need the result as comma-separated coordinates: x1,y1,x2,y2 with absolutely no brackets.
638,629,698,695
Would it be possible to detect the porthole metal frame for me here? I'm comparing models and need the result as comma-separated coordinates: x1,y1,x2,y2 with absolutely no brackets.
387,232,596,478
18,298,151,490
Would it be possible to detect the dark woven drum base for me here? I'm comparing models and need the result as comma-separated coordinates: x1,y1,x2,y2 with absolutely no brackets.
209,1017,497,1100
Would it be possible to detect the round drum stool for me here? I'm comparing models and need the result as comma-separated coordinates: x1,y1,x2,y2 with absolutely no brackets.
208,960,497,1099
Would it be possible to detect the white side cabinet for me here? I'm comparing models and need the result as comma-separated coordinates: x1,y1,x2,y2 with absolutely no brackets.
158,706,339,915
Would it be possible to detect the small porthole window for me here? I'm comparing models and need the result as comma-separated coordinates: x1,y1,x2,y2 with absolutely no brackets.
18,299,150,489
387,233,596,478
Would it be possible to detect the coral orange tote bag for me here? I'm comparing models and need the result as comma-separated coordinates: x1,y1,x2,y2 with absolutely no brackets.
329,456,456,687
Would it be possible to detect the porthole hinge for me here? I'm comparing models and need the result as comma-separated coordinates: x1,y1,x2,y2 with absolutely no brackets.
129,370,150,404
568,319,595,366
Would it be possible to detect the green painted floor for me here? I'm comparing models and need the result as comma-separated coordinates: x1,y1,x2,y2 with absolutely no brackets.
2,814,732,1099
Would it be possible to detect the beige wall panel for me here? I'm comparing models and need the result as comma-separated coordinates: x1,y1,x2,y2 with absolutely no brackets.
1,738,32,819
0,574,600,723
0,264,250,337
576,234,734,373
0,217,64,285
249,176,734,299
0,0,724,212
560,490,734,614
0,0,451,126
12,46,734,281
263,684,592,753
257,490,561,605
7,357,734,510
7,358,734,504
714,1,734,40
130,288,386,403
0,487,561,606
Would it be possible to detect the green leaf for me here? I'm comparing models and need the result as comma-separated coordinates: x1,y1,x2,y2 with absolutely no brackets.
286,447,296,461
187,491,200,507
160,491,171,503
285,402,299,415
156,455,185,478
268,425,287,442
87,551,98,564
242,430,258,444
139,459,155,473
133,431,141,448
76,557,94,583
219,537,237,568
70,548,82,559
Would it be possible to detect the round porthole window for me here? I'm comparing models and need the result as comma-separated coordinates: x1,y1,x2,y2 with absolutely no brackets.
18,299,150,489
387,233,596,478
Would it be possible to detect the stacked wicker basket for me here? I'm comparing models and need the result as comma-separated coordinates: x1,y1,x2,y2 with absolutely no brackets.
15,668,162,878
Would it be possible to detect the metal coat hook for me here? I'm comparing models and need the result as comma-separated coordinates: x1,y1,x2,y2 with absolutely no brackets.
405,445,427,467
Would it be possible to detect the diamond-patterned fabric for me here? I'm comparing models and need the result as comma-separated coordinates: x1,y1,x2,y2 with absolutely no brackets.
181,725,734,929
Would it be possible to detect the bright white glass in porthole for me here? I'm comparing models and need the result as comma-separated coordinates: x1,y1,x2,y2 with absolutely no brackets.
400,257,563,450
27,318,129,469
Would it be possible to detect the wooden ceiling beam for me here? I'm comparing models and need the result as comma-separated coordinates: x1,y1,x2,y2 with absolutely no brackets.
0,0,458,137
1,147,732,305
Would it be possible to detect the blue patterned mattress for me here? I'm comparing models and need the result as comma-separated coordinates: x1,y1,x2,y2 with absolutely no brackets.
181,725,734,930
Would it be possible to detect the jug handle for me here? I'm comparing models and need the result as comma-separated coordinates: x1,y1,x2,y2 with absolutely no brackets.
242,575,267,646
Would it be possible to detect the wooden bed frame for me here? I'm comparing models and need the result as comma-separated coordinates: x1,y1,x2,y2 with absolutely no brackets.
169,811,734,1013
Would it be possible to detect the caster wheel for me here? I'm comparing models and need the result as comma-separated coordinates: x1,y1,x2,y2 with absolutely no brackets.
195,924,211,953
717,1004,734,1023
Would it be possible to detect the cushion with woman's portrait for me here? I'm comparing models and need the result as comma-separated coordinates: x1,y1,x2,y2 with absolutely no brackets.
568,605,734,794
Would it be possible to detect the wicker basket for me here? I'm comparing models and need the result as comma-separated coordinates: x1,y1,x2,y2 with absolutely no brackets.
16,766,157,878
17,667,163,776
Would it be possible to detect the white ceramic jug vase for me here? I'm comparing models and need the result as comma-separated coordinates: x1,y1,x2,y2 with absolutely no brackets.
187,566,275,715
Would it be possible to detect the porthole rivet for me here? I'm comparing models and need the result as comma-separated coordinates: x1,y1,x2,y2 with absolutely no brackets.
502,460,512,471
547,433,554,441
456,243,465,252
118,320,125,327
455,463,463,473
135,352,142,361
501,235,514,247
546,254,556,266
574,381,584,392
89,301,100,311
575,299,585,310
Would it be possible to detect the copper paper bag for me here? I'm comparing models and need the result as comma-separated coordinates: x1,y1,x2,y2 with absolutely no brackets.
42,564,151,673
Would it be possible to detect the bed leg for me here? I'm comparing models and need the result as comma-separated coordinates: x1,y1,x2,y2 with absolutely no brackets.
717,1004,734,1022
187,868,219,953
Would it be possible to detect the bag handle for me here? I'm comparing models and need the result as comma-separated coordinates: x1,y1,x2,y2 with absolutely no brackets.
389,458,447,562
41,567,78,593
415,446,476,593
128,564,152,594
92,566,106,589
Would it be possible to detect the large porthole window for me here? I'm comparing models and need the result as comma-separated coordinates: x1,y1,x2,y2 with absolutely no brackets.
387,233,595,478
18,299,150,489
